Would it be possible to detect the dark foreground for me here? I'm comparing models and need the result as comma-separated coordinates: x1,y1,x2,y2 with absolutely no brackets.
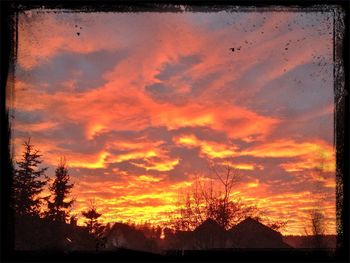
3,248,345,263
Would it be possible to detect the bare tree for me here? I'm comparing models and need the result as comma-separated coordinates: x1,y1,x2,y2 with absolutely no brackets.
170,163,259,230
302,155,329,248
304,209,326,248
209,163,240,229
311,210,325,235
170,162,287,232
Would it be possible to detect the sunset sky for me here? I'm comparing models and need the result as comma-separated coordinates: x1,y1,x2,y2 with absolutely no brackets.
11,8,336,235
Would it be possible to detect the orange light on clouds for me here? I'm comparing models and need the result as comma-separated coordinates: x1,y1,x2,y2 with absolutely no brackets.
87,124,107,139
12,10,336,236
174,134,238,159
233,164,256,171
242,140,327,158
247,180,259,188
69,151,109,169
136,175,163,183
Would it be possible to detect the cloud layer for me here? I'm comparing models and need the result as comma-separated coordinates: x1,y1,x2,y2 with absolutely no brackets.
12,9,336,235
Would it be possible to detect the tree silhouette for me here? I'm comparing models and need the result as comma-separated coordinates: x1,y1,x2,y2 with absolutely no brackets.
310,210,325,236
208,163,241,229
12,138,48,216
304,209,326,248
46,158,74,222
82,204,104,238
82,203,106,250
302,156,328,248
171,164,257,230
171,162,286,231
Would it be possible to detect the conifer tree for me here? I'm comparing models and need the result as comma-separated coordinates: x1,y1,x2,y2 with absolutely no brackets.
46,158,74,222
82,204,104,238
13,138,48,216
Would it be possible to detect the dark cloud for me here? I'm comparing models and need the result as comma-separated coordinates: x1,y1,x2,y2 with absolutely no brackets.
144,82,180,104
146,55,224,105
184,11,248,31
13,108,44,124
155,54,202,81
167,147,210,182
268,113,334,143
140,126,173,142
245,62,333,118
43,122,86,142
189,70,223,97
69,167,109,177
17,49,127,93
108,161,152,176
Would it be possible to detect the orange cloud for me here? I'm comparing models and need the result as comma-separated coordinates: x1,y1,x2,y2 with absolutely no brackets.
231,163,257,171
136,175,163,183
70,176,194,226
69,151,109,169
252,140,335,175
174,134,238,159
110,150,158,163
247,180,259,188
243,139,325,158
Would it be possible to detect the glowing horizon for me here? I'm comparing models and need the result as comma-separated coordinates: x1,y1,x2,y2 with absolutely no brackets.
11,9,336,235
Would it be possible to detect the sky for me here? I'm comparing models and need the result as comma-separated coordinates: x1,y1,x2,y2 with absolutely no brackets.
11,8,336,235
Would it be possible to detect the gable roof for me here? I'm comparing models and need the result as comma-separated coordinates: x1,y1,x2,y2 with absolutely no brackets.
191,218,228,249
228,217,291,248
194,218,225,234
229,217,281,236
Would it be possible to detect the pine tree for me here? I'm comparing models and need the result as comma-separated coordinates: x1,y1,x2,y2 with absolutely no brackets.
82,206,106,251
46,158,74,223
12,138,48,216
82,206,104,237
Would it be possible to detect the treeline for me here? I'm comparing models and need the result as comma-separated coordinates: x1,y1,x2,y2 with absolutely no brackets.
12,138,50,218
10,138,289,251
12,138,100,225
11,138,286,226
9,138,332,252
11,138,107,250
10,138,170,251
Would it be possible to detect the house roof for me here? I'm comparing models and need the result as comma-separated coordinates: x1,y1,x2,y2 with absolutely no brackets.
229,217,281,236
194,218,225,234
228,217,291,248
